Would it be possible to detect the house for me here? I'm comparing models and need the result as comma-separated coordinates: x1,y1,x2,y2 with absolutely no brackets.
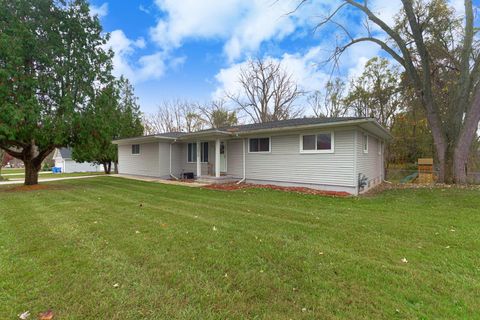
113,117,391,195
53,148,101,173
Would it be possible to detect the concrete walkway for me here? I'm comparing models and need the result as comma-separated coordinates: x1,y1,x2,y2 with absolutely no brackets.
0,174,105,185
113,174,208,187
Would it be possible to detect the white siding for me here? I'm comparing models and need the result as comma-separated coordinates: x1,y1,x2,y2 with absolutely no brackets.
231,129,356,188
63,160,100,173
118,142,161,177
356,130,384,193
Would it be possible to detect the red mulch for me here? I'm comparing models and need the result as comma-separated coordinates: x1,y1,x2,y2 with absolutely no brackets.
203,183,351,197
3,184,52,192
2,184,71,193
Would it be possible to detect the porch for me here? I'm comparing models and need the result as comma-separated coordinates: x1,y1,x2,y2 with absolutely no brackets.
176,137,232,179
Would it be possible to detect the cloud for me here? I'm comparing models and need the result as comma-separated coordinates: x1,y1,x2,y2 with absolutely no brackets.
105,30,169,83
150,0,326,62
90,3,108,18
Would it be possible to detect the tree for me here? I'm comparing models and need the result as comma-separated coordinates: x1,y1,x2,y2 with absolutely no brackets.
0,0,111,185
72,77,143,173
304,0,480,183
199,99,238,128
308,78,348,117
0,149,4,180
144,100,205,134
227,58,304,123
344,57,402,128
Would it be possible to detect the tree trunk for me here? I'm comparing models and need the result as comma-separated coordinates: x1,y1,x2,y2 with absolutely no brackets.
114,161,118,174
103,162,112,174
453,90,480,184
24,160,41,186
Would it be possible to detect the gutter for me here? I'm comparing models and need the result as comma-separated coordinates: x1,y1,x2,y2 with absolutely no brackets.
169,140,179,180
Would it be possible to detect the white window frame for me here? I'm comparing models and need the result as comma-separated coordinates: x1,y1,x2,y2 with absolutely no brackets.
299,132,335,154
363,133,369,154
131,144,140,155
248,137,271,153
187,142,209,163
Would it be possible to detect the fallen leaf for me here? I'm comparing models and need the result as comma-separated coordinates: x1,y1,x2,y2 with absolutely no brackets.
401,257,408,263
38,310,53,320
135,230,140,234
18,311,30,319
301,307,307,312
113,283,119,288
212,226,217,231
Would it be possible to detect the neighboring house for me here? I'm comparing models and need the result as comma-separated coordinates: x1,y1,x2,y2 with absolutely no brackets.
113,117,391,195
53,148,101,173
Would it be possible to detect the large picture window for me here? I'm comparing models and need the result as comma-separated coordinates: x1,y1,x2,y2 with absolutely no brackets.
300,132,334,153
131,144,140,155
249,138,270,153
187,142,208,162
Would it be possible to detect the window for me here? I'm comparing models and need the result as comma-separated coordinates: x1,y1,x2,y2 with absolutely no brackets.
378,141,382,155
131,144,140,155
187,142,208,162
187,143,196,162
249,138,270,152
202,142,209,162
363,134,369,153
300,132,334,153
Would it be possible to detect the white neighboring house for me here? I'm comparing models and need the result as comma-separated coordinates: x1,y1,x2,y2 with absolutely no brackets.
113,117,392,195
53,148,101,173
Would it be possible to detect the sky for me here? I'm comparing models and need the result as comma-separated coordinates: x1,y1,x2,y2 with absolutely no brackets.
88,0,464,115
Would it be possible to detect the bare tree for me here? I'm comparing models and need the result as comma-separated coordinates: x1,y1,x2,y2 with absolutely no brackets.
227,58,304,123
308,78,348,117
144,99,205,134
300,0,480,184
199,99,238,128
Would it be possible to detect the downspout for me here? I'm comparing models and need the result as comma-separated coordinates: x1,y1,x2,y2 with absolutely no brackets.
237,137,246,184
170,140,179,180
353,129,359,195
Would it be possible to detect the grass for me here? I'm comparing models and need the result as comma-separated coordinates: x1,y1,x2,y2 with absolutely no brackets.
0,177,479,319
0,171,104,180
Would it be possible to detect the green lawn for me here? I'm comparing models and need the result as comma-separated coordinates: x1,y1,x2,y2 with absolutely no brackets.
0,171,104,181
0,177,479,319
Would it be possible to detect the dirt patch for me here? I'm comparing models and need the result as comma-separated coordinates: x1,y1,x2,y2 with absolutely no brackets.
2,184,71,193
203,183,351,197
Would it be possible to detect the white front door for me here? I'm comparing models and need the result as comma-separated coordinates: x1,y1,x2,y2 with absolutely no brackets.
220,142,227,173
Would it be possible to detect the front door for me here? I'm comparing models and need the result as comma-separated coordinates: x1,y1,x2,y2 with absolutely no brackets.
220,142,227,173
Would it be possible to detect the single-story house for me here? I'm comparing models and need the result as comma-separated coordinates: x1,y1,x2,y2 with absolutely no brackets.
113,117,391,195
53,148,101,173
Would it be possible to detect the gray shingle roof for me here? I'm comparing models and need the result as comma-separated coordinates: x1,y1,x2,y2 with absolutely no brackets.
58,147,72,159
196,117,368,133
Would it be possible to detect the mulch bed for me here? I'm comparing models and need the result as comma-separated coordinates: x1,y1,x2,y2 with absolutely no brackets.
2,184,72,193
203,183,351,197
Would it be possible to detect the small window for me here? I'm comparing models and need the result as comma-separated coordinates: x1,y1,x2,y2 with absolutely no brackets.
300,132,333,153
249,138,270,152
132,144,140,155
187,142,208,162
363,134,369,153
